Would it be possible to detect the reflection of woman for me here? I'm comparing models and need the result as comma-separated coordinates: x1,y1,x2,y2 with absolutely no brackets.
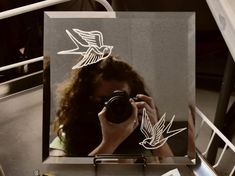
51,55,173,158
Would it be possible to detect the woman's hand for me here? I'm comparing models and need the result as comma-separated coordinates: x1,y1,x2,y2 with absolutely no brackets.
89,98,139,156
135,94,174,158
135,94,158,125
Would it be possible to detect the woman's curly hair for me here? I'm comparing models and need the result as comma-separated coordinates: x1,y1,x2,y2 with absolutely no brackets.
54,55,150,156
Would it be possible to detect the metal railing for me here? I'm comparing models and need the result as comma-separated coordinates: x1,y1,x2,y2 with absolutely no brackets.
0,0,114,97
0,0,70,20
196,107,235,176
0,57,43,100
0,0,113,20
0,57,43,72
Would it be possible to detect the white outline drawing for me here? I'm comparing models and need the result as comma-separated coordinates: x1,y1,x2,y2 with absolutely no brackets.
139,108,187,150
57,28,113,69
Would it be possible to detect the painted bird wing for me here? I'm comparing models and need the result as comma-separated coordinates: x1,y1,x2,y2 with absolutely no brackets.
57,29,86,54
140,108,154,139
72,48,103,69
150,113,166,145
73,28,104,47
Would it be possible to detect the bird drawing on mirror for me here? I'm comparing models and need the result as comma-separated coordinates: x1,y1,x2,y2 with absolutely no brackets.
57,28,113,69
139,108,187,150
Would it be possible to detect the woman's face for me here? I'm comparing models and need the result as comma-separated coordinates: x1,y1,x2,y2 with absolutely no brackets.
92,80,131,103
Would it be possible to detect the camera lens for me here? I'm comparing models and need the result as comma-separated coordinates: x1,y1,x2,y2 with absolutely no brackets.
105,90,132,123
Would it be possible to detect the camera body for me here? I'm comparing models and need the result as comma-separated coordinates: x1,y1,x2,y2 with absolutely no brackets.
105,90,137,123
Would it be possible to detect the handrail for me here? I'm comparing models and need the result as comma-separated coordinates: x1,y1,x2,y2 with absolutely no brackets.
196,107,235,153
95,0,114,11
0,0,113,20
196,107,235,176
0,70,42,87
0,57,43,72
0,0,70,20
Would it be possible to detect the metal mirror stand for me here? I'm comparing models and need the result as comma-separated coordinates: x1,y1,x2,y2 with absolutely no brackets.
93,154,147,176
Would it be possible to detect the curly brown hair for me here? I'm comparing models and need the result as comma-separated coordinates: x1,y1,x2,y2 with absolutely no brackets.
55,55,151,156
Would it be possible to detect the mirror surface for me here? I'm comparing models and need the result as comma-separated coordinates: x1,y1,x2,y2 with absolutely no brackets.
43,12,195,164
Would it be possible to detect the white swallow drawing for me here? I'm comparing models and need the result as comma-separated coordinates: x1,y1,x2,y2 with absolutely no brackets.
139,108,187,150
57,28,113,69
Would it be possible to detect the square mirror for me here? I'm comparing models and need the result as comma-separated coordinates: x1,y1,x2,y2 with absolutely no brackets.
43,12,195,165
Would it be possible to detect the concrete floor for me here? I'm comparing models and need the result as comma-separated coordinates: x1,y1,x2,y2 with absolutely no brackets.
0,87,43,176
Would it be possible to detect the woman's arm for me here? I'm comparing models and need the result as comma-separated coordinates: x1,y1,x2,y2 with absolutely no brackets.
89,99,139,156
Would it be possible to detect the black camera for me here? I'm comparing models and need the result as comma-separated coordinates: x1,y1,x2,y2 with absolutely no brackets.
105,90,133,123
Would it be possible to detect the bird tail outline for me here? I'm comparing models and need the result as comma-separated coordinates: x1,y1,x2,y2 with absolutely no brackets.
162,115,187,139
